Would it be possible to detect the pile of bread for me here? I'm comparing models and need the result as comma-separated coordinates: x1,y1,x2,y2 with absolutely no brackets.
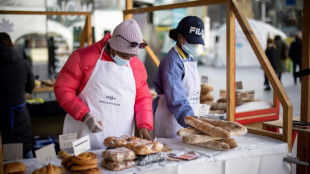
58,150,100,174
4,161,67,174
200,83,215,106
102,135,164,171
211,90,256,113
177,116,247,151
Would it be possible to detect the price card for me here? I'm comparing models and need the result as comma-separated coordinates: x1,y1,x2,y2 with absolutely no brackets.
195,104,210,117
3,143,23,160
72,135,90,156
59,133,77,149
236,81,243,90
201,75,209,84
35,144,56,164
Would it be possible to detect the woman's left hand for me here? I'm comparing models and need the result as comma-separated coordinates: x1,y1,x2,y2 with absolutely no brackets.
139,127,152,141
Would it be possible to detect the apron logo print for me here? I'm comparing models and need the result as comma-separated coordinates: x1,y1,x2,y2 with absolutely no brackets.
106,96,116,100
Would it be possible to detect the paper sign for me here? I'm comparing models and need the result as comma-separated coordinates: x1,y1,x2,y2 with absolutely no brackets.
35,144,56,164
195,104,210,117
201,75,209,84
72,135,90,156
59,133,77,149
132,13,147,30
3,143,23,160
168,151,199,161
236,81,243,90
247,90,255,100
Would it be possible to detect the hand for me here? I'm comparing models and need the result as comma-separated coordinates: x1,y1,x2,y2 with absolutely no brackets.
139,127,152,141
83,112,104,133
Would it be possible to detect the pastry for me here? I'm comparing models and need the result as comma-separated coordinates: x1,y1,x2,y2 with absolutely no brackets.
32,164,67,174
4,162,27,174
70,164,97,171
71,152,98,165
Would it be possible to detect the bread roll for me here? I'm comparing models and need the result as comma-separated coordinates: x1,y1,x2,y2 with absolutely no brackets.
58,150,71,159
198,117,247,136
200,93,214,102
126,140,163,155
220,138,238,149
185,116,230,138
102,147,135,162
201,84,214,94
4,162,27,174
102,160,135,171
70,164,97,171
71,152,98,166
182,135,222,144
176,127,204,136
193,141,230,151
103,136,127,148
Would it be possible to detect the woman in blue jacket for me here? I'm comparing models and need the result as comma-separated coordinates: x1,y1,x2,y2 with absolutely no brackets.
153,16,205,138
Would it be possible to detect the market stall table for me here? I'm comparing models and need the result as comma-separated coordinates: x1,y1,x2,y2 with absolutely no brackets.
4,133,290,174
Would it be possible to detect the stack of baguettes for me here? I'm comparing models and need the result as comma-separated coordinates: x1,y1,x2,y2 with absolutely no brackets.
177,116,247,151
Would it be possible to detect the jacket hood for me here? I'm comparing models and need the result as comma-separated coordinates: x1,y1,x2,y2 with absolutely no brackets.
0,45,18,66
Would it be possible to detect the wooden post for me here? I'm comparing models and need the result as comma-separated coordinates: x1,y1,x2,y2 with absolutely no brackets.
297,0,310,172
226,0,236,121
124,0,133,20
145,46,160,67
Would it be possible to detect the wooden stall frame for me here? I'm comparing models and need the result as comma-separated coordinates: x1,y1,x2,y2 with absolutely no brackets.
0,10,93,48
123,0,294,152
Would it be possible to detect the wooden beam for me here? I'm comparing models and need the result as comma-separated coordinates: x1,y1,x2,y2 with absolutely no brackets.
0,10,90,16
123,0,226,15
145,46,160,67
246,127,283,140
230,0,292,151
300,0,310,122
226,0,236,121
124,0,133,20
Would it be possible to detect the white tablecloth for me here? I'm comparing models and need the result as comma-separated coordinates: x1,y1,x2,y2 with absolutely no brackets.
6,133,291,174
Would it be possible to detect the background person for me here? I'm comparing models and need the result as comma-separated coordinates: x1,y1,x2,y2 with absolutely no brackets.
54,19,153,150
289,32,302,84
0,32,35,158
153,16,205,138
274,35,288,82
264,38,277,91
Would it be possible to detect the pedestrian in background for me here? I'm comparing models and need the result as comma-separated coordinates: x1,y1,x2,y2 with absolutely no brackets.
289,32,302,84
0,32,35,158
274,35,288,82
264,38,277,91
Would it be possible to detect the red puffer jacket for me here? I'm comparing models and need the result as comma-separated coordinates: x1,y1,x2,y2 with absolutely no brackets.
54,33,153,131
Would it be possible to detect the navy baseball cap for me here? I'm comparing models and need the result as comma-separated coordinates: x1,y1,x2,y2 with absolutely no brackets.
176,16,205,45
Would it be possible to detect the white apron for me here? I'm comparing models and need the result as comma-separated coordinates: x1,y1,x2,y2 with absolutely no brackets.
63,45,136,150
154,47,200,138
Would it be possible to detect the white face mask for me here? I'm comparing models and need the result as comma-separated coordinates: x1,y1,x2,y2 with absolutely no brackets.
182,42,198,55
111,50,131,66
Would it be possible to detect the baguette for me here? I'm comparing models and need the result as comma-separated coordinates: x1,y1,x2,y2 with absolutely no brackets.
220,138,238,149
182,135,222,144
193,141,230,151
199,117,247,136
185,116,230,138
176,127,204,136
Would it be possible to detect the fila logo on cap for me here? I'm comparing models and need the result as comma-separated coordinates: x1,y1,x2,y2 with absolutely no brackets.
189,27,203,35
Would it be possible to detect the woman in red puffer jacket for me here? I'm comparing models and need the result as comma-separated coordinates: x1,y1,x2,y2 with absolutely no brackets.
54,19,153,150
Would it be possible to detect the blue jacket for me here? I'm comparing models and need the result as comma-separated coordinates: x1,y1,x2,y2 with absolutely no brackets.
153,46,197,127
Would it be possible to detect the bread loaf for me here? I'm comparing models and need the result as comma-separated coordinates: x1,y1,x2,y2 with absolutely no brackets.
193,141,230,151
126,140,163,155
185,116,230,138
4,162,27,174
199,117,247,136
182,135,222,144
176,127,204,136
220,138,238,149
71,168,100,174
200,93,214,102
103,136,127,148
102,160,135,171
102,147,135,162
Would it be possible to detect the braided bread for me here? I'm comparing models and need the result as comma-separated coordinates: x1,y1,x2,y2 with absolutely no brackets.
71,152,98,166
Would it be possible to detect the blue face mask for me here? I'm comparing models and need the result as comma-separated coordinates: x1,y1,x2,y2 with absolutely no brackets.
182,42,198,55
112,54,130,66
